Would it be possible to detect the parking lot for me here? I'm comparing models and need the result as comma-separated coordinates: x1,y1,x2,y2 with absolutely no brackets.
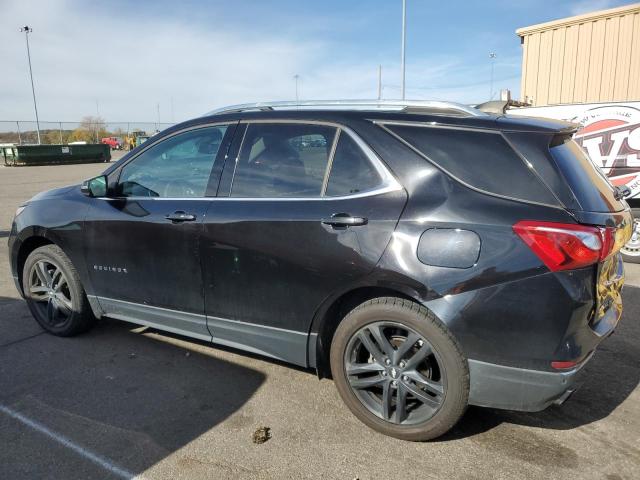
0,161,639,480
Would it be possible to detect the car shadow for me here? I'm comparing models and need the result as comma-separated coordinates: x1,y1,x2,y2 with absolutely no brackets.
442,286,640,441
0,295,265,477
0,230,10,238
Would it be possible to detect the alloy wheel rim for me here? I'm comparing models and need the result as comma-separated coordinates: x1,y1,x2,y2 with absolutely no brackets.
28,260,73,327
621,219,640,257
344,321,446,425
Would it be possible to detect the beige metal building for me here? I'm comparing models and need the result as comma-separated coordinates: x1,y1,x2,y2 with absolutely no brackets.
516,3,640,106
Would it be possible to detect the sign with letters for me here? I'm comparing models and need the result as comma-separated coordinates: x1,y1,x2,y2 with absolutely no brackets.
509,102,640,199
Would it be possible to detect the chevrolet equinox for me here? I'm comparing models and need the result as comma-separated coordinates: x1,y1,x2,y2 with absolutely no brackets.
8,100,633,440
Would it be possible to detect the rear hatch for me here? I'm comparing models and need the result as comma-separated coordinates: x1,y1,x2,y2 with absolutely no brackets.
499,116,632,339
547,133,633,337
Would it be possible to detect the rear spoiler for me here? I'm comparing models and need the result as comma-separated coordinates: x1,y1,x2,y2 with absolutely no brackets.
474,101,579,135
474,100,530,114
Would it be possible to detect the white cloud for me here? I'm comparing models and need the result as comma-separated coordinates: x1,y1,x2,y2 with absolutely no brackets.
1,0,519,125
569,0,615,16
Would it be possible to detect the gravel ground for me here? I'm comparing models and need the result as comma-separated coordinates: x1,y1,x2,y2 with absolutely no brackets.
0,161,638,479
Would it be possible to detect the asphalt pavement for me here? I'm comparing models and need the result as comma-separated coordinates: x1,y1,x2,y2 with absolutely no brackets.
0,161,638,479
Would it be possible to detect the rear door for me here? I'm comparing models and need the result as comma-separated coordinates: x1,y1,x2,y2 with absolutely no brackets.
201,121,407,365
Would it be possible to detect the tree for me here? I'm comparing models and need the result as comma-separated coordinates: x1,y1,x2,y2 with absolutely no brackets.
68,116,110,143
44,130,62,144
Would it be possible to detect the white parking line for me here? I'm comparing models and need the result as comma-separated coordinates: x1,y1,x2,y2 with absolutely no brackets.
0,404,139,480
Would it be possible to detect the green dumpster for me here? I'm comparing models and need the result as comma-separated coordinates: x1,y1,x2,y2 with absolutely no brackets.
1,145,18,166
6,144,111,166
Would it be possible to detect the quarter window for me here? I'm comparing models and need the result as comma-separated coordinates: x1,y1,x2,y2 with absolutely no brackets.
386,125,559,205
325,133,383,196
118,126,228,198
230,123,337,198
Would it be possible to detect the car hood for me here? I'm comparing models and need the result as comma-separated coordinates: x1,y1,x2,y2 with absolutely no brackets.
28,184,80,203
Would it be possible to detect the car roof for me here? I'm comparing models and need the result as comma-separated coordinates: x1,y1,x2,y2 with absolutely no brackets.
161,99,578,137
182,109,575,134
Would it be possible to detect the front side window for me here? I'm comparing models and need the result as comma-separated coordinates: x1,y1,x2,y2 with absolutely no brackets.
231,123,337,198
119,125,228,198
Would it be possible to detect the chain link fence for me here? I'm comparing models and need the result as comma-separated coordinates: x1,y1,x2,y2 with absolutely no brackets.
0,120,175,147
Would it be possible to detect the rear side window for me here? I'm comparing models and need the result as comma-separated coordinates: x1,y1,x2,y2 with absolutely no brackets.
325,133,382,196
550,137,624,213
231,123,336,197
386,125,559,205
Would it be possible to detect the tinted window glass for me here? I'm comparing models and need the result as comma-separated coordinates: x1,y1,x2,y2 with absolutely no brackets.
388,125,559,205
119,126,227,198
325,133,382,196
231,123,336,197
550,138,624,213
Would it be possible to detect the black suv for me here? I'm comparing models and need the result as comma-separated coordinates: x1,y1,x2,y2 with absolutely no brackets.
8,100,633,440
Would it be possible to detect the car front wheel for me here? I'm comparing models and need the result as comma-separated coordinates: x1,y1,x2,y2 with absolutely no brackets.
23,244,96,336
330,297,469,441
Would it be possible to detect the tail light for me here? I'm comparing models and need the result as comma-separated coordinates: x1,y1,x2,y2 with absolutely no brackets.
551,360,577,370
513,220,616,272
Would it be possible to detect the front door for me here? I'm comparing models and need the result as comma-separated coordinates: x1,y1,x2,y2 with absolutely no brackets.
202,122,407,364
84,124,235,340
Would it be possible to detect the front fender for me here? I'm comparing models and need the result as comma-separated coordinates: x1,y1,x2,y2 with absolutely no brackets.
9,191,93,297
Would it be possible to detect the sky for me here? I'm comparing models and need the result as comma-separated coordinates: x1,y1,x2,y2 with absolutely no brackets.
0,0,635,123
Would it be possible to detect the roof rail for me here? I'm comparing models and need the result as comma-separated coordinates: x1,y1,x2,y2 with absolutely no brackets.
204,99,487,117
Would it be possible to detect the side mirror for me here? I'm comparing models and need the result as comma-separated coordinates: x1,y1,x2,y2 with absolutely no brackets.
81,175,108,197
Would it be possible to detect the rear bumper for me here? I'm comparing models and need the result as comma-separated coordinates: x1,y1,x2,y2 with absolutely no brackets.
467,355,591,412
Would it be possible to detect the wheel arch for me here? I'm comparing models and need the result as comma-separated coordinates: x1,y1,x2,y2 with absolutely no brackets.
15,235,55,295
308,284,422,378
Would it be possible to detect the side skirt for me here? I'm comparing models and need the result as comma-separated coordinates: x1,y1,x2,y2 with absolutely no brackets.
92,296,309,366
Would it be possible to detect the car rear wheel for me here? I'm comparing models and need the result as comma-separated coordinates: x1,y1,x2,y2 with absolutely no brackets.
330,297,469,441
23,245,96,336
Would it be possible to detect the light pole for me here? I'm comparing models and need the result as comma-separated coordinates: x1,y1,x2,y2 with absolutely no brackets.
20,26,41,144
95,100,100,143
293,74,300,102
401,0,407,100
489,52,497,100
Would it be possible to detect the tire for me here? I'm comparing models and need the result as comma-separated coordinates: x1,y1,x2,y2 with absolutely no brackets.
22,245,96,336
330,297,469,441
621,209,640,264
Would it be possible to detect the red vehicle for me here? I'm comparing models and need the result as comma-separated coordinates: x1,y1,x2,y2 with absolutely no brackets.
101,137,122,150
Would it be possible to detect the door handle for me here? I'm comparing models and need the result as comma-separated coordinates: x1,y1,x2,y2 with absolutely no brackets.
321,213,368,227
165,211,196,222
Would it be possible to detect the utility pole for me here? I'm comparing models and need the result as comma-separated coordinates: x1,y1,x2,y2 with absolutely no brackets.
20,26,41,144
95,100,100,143
170,97,174,123
377,65,382,100
401,0,407,100
293,74,300,102
489,52,497,100
156,103,160,131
